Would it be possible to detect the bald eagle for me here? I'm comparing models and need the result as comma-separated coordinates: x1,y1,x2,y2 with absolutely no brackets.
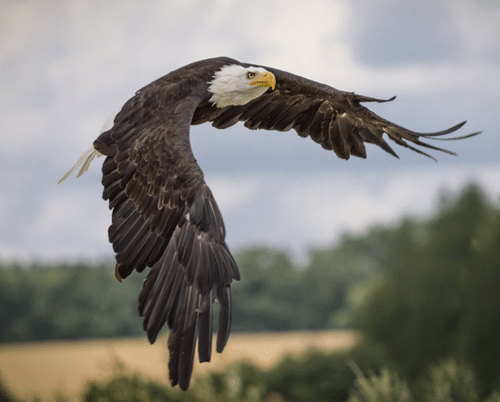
60,57,479,390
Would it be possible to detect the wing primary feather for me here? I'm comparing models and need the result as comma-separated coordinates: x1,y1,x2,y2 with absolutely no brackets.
141,258,178,342
386,138,439,162
356,94,397,103
197,292,213,363
153,262,185,334
167,279,187,332
216,285,232,353
358,128,400,159
167,330,182,388
177,317,198,391
421,130,482,141
408,138,458,156
139,245,175,316
412,120,467,137
167,309,198,390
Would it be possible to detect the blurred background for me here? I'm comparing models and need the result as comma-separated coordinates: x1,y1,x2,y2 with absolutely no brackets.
0,1,499,401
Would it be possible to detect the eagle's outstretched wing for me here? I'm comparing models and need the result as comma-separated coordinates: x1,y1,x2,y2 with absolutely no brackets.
94,77,239,390
193,65,480,161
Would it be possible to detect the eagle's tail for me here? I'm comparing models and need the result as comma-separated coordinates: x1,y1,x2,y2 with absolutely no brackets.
58,147,102,184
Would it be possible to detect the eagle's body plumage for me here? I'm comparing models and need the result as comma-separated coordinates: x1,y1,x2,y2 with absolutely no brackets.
61,57,479,390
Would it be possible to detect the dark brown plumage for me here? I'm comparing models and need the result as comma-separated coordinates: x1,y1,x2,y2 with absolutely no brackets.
86,56,479,390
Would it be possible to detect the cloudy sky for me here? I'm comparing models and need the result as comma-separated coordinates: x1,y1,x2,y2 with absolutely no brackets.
1,0,499,263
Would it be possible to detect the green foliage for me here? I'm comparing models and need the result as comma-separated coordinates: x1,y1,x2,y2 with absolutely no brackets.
231,230,386,332
485,392,500,402
190,362,266,402
423,359,479,402
259,341,395,402
355,184,500,391
0,262,146,342
82,361,181,402
0,238,377,341
231,247,301,332
347,366,413,402
82,360,266,402
297,227,389,329
346,358,500,402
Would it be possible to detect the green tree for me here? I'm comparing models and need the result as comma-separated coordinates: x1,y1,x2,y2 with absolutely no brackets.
232,247,300,332
356,184,500,392
304,227,391,329
0,262,145,342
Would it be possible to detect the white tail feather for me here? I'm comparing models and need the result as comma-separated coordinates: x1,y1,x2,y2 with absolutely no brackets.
58,148,102,184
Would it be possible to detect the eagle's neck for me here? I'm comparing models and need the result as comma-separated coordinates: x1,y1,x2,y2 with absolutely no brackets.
208,86,268,108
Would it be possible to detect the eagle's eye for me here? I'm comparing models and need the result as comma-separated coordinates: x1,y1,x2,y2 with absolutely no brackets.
246,71,256,79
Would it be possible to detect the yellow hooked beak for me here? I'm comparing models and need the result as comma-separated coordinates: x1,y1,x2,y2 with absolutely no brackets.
249,71,276,90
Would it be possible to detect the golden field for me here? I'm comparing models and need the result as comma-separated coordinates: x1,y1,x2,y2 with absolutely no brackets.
0,330,358,400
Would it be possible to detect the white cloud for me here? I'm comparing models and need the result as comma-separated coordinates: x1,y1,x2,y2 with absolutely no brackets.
204,165,500,260
239,0,349,70
14,182,109,260
450,0,500,59
209,176,262,213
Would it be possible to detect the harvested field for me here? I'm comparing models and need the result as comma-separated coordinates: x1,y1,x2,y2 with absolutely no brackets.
0,330,358,399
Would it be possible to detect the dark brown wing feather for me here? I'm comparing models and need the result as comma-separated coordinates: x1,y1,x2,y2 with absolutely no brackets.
192,65,480,161
94,57,240,391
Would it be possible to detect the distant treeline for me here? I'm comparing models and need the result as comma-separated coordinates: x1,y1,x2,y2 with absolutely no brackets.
0,211,386,342
0,234,377,341
1,183,500,395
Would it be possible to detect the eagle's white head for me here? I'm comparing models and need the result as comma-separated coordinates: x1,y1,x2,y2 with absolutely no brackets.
208,64,276,108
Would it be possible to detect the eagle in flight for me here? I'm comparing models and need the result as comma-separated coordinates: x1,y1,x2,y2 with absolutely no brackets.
60,57,479,390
